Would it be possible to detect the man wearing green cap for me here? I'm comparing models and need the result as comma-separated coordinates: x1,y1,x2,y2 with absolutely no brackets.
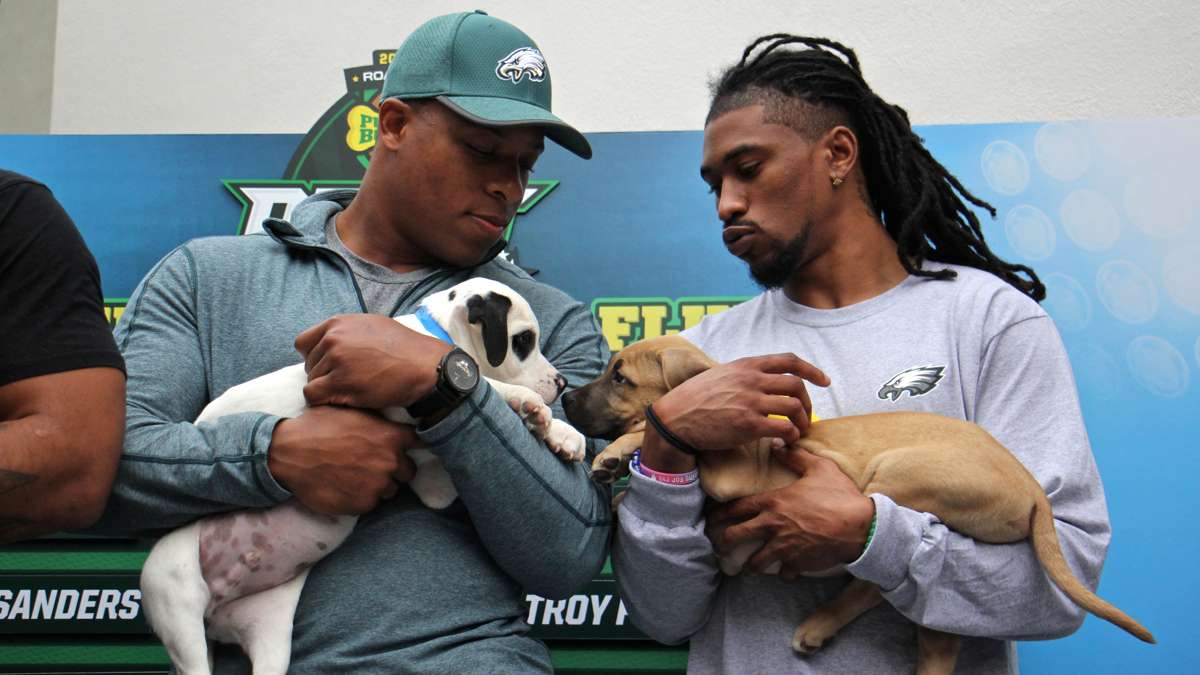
92,11,610,672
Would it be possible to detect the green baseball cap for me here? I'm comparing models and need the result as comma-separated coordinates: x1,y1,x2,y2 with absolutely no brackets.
381,10,591,159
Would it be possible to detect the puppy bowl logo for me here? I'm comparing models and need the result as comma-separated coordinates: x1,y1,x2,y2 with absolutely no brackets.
220,49,559,268
496,47,547,83
878,365,945,401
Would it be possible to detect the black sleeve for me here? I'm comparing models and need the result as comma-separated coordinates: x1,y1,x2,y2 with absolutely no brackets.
0,172,125,387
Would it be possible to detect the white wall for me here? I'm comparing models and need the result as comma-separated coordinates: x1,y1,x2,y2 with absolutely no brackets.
35,0,1200,134
0,0,58,133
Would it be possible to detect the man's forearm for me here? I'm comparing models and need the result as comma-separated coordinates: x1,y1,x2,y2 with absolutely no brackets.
96,246,295,535
422,384,612,598
0,463,42,541
847,493,1105,639
613,471,719,644
89,410,289,536
0,414,120,540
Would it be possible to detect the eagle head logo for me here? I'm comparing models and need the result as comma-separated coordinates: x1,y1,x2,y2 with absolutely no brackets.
496,47,548,84
878,365,946,401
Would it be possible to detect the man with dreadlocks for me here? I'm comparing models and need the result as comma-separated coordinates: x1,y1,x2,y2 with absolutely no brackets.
611,35,1110,673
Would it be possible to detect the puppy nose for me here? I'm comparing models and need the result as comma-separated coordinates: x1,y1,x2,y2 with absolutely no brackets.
554,374,568,397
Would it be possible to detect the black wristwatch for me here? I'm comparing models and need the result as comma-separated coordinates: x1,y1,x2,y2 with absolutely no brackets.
407,347,480,419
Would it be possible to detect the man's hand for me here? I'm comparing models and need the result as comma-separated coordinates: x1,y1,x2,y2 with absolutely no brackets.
705,448,874,579
267,406,418,515
655,353,829,449
639,353,829,473
294,314,453,410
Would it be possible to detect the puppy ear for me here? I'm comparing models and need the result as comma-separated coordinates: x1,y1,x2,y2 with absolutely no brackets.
467,292,513,367
659,348,714,389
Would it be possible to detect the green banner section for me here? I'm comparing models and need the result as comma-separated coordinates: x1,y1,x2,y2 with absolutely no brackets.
0,641,686,673
551,644,688,672
0,643,167,667
0,552,147,573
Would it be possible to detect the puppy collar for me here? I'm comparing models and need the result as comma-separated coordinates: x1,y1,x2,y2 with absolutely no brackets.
414,305,454,345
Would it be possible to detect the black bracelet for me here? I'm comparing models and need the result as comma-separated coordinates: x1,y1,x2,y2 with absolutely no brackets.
644,404,700,456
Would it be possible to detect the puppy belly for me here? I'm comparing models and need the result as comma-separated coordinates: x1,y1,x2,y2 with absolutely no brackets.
198,501,354,609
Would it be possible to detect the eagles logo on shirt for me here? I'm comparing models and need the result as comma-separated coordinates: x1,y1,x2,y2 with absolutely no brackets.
878,365,946,401
496,47,548,83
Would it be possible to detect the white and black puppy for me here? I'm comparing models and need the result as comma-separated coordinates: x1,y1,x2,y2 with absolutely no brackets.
140,277,586,675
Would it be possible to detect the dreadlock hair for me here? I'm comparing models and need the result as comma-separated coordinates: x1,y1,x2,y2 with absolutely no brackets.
708,35,1045,302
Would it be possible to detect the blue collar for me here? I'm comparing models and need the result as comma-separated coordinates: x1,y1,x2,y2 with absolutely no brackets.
414,305,454,345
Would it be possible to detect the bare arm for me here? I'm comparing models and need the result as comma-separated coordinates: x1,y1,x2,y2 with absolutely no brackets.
0,367,125,541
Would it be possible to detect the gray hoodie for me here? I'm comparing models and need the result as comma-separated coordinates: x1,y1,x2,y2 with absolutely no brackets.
91,190,612,673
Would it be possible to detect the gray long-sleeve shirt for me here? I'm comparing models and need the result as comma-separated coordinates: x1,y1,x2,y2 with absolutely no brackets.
613,265,1112,673
89,191,612,673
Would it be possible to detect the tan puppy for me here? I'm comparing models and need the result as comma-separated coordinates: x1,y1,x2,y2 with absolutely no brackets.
562,335,1153,675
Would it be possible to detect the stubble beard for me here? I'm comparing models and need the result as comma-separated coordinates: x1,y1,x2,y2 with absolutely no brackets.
748,224,812,290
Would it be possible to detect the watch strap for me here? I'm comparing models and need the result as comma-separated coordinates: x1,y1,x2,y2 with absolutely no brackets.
407,348,476,419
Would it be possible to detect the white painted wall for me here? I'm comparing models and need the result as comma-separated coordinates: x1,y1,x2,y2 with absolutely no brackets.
0,0,58,133
42,0,1200,134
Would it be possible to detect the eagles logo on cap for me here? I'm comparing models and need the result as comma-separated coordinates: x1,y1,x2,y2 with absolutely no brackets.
496,47,548,84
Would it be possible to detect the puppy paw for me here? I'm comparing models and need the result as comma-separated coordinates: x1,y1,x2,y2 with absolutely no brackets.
589,454,624,484
518,400,554,437
545,419,586,462
792,617,838,655
409,457,458,510
497,384,553,437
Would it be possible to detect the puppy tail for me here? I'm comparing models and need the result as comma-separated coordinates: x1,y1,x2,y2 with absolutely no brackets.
1029,495,1155,643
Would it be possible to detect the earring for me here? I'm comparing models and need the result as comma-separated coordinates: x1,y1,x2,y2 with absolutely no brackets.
831,174,844,188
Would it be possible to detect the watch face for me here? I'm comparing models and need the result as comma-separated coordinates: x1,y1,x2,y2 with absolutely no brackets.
445,351,480,392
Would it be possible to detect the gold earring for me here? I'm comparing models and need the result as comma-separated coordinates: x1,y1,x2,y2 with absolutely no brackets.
831,174,844,188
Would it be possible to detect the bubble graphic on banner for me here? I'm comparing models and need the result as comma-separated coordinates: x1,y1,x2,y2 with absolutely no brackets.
1096,260,1158,324
1043,273,1092,332
1071,343,1121,400
1127,335,1190,398
1123,174,1192,238
1163,246,1200,316
980,141,1030,196
1034,122,1091,182
1060,189,1121,252
1003,205,1056,260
